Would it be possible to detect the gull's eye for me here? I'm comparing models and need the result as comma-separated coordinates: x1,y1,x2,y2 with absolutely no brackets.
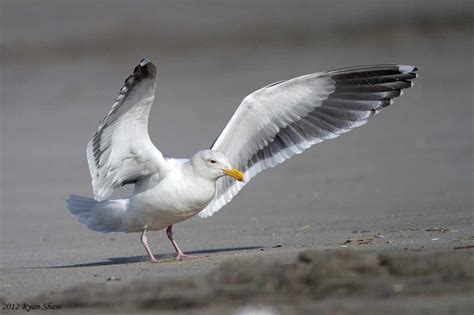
210,159,217,164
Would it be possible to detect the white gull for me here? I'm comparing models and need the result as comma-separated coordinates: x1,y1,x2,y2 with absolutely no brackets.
67,58,418,262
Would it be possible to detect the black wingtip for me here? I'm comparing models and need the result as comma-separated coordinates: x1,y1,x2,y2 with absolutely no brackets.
133,58,157,79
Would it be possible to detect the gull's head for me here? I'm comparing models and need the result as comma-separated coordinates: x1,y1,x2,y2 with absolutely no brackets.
191,150,244,182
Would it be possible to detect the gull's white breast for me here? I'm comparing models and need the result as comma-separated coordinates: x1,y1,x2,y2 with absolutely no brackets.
123,167,216,232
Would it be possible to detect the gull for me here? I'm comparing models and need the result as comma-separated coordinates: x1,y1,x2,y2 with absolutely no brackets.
67,58,418,262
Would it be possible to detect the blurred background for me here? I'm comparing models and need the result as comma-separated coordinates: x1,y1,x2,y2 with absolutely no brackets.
0,0,472,299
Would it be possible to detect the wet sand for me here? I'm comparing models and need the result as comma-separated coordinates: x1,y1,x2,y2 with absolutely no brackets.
0,1,473,313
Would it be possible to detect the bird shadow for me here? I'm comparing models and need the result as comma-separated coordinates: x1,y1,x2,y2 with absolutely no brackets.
33,246,263,269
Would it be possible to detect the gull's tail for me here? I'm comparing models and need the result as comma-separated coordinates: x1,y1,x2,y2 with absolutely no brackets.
66,195,129,232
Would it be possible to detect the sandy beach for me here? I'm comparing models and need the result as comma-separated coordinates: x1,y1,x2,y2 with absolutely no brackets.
1,1,473,313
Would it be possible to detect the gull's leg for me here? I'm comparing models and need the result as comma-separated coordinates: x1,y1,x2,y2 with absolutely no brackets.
141,226,157,263
166,225,192,261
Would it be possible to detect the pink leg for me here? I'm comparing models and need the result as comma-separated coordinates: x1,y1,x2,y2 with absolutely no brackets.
141,226,157,263
166,225,192,261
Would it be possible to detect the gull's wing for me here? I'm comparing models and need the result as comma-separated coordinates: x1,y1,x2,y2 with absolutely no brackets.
87,59,169,201
199,64,418,217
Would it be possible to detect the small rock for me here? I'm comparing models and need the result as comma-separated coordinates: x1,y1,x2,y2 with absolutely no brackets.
272,244,282,248
107,277,121,281
393,284,404,292
426,227,450,233
299,225,310,231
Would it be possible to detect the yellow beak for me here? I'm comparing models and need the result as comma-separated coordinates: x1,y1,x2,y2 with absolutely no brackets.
223,168,244,182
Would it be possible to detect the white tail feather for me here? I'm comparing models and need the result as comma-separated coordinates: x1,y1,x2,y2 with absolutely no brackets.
66,195,129,232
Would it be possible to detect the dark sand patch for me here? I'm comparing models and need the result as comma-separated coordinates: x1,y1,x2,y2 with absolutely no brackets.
28,249,474,314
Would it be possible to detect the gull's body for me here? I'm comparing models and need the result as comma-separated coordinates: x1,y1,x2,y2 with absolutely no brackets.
67,59,418,262
127,157,216,232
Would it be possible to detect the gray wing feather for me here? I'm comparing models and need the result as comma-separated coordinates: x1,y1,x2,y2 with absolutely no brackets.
86,59,168,201
199,64,418,218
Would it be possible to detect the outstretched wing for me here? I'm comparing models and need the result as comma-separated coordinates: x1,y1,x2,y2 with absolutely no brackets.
199,64,418,217
86,59,169,201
